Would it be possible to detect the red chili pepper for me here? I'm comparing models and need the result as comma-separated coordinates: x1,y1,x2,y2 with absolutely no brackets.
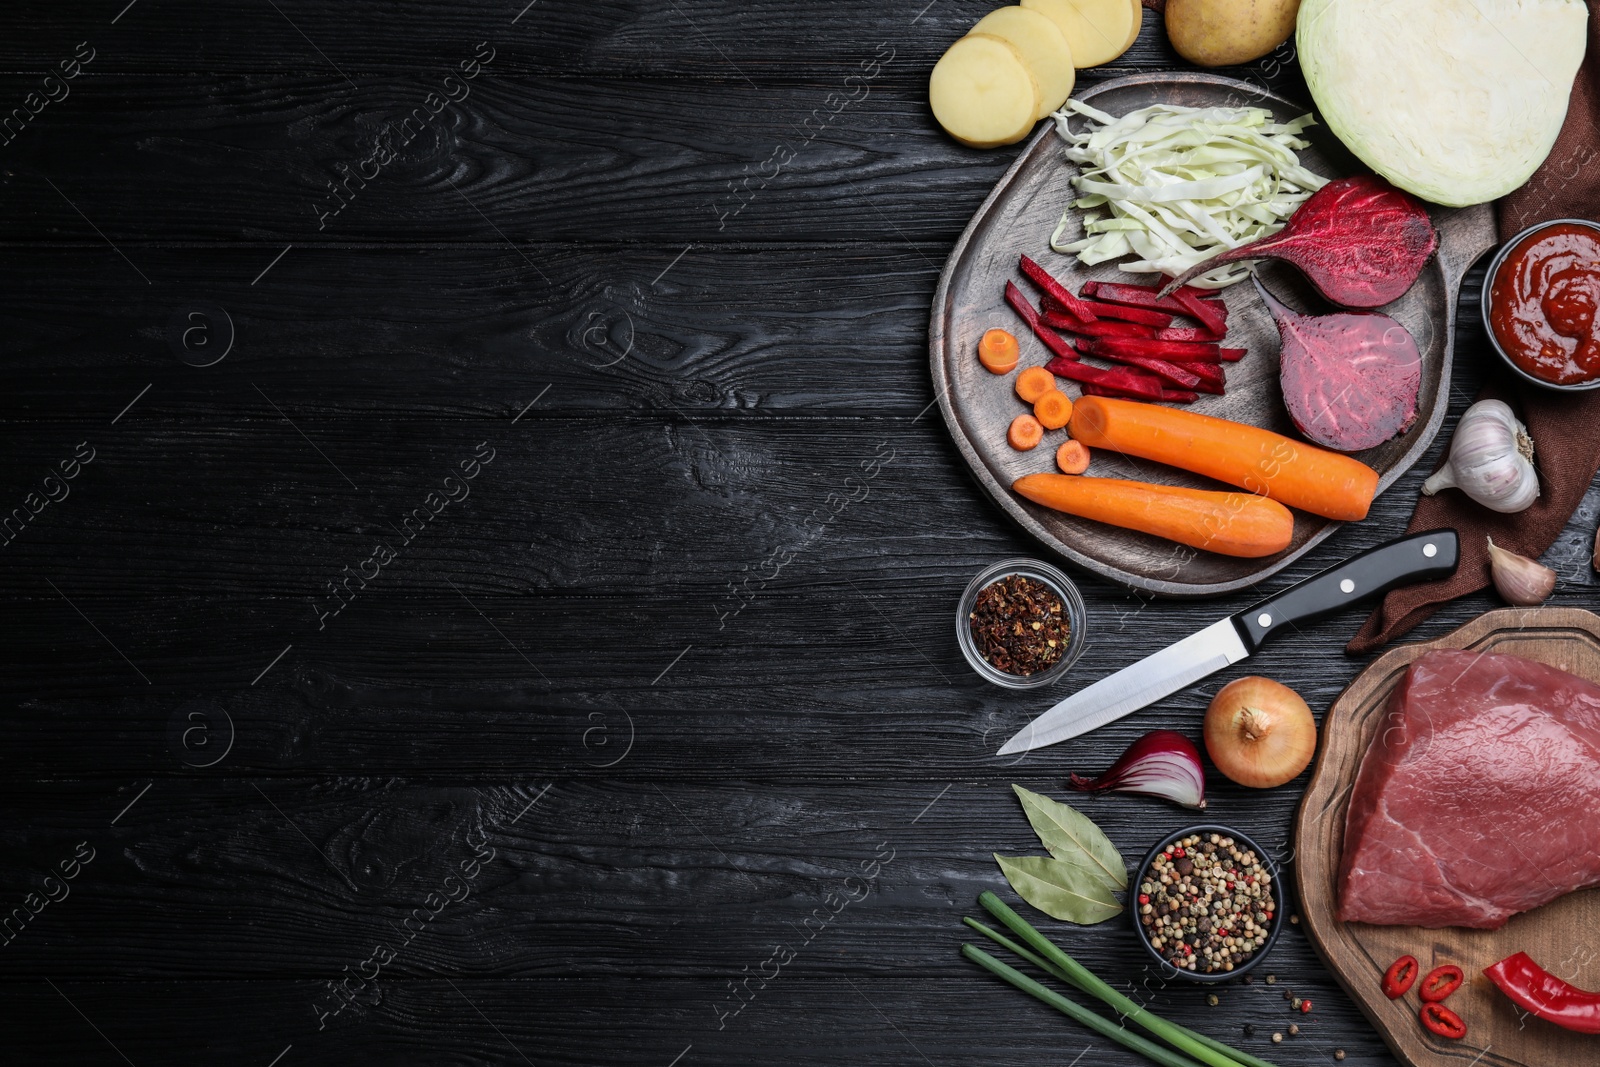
1420,964,1464,1003
1383,955,1419,1000
1420,1002,1466,1039
1484,951,1600,1035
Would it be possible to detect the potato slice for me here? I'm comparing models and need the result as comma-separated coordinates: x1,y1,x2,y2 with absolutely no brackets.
969,7,1076,119
929,35,1039,148
1021,0,1137,68
1121,0,1144,53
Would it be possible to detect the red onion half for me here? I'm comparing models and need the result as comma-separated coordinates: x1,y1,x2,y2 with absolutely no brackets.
1068,730,1206,809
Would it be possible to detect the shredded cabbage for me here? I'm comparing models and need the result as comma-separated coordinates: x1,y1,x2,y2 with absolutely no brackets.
1049,100,1328,288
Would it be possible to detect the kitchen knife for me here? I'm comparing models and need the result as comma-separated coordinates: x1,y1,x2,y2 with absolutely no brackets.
995,529,1459,755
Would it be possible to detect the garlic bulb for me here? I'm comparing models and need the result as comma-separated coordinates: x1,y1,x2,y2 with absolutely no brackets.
1421,400,1538,513
1486,537,1555,606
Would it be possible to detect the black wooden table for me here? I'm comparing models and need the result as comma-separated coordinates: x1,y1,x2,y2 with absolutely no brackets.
3,3,1590,1064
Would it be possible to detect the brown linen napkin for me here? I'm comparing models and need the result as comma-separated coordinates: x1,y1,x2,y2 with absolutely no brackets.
1346,1,1600,653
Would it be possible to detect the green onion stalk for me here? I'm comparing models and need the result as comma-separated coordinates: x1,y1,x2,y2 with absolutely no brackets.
962,917,1279,1067
967,890,1279,1067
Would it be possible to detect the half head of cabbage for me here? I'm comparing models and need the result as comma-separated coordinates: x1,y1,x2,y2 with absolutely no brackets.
1298,0,1588,206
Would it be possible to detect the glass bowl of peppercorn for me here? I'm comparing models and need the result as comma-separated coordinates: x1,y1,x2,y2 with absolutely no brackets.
1132,824,1287,983
957,558,1086,689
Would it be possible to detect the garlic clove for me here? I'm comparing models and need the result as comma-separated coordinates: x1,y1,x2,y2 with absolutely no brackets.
1486,537,1556,606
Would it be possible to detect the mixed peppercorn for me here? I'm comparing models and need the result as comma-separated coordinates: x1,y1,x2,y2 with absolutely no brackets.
1138,833,1275,974
969,574,1068,676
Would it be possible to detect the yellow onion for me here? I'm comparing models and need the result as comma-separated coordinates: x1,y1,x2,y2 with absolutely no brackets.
1203,676,1317,789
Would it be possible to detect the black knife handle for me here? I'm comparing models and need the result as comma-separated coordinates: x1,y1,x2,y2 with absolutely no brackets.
1233,529,1459,654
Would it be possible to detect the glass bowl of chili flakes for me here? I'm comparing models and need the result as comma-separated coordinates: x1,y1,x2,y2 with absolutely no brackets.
956,558,1086,689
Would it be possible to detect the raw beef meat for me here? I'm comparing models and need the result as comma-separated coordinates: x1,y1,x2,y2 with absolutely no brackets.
1338,648,1600,928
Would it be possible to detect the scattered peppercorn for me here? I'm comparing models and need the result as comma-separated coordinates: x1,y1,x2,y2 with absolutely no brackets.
1288,1024,1300,1037
1207,993,1219,1007
1243,1024,1256,1037
969,575,1068,675
1266,974,1277,985
1300,999,1313,1014
1334,1051,1346,1061
1290,913,1300,925
1292,997,1303,1010
1272,1032,1283,1044
1242,974,1254,985
1137,832,1275,973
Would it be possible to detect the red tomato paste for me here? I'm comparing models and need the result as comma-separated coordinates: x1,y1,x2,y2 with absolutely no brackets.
1489,222,1600,385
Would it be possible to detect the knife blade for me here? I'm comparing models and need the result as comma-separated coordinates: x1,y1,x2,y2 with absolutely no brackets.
996,529,1460,755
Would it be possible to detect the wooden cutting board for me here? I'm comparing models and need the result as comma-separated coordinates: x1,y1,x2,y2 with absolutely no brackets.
1296,608,1600,1067
928,71,1497,598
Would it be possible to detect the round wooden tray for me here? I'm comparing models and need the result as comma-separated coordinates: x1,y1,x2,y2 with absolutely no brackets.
928,72,1497,597
1295,608,1600,1067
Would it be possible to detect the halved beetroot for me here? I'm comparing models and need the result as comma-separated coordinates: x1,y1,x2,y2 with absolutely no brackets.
1162,176,1438,309
1257,278,1420,452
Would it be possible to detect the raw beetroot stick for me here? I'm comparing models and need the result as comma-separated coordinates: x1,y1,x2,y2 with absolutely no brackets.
1079,299,1174,328
1173,288,1228,336
1156,326,1225,343
1090,337,1223,361
1044,355,1176,402
1082,280,1224,317
1041,309,1157,339
1102,351,1203,389
1004,281,1080,361
1219,347,1245,362
1018,255,1099,321
1088,348,1223,394
1079,380,1198,404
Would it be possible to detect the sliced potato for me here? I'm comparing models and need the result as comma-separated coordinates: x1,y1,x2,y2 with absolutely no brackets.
1121,0,1144,53
1021,0,1137,68
929,35,1039,148
969,7,1076,119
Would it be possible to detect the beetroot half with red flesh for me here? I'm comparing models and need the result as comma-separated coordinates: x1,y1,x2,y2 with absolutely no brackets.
1162,176,1438,309
1257,278,1420,452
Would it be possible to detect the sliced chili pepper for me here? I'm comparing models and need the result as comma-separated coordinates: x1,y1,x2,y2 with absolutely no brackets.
1420,964,1463,1003
1484,951,1600,1034
1383,955,1419,999
1420,1002,1466,1039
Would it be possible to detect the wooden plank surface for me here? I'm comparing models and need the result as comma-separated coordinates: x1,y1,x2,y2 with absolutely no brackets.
1,2,1594,1066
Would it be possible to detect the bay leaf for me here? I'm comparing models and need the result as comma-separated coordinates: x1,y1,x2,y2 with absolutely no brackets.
1011,784,1128,890
994,853,1124,925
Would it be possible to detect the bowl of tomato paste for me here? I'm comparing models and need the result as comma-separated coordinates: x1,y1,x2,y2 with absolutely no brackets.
1484,218,1600,390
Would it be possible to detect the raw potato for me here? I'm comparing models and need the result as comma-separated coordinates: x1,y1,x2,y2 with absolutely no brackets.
1021,0,1137,68
929,35,1039,148
1165,0,1299,67
969,6,1076,119
1120,0,1144,53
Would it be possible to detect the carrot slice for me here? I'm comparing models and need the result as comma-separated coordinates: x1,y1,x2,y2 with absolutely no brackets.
978,328,1020,374
1012,474,1294,558
1056,440,1090,474
1034,389,1072,429
1015,366,1056,404
1067,395,1379,521
1008,413,1044,451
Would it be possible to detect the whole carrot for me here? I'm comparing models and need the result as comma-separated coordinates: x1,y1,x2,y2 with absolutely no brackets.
1067,396,1378,521
1012,474,1294,558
